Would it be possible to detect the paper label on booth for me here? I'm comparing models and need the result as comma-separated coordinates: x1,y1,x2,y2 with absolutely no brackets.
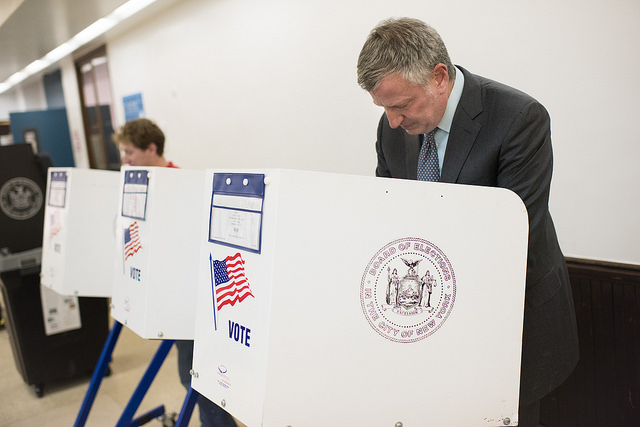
47,170,67,208
360,237,456,343
122,170,149,220
209,173,265,253
40,285,82,335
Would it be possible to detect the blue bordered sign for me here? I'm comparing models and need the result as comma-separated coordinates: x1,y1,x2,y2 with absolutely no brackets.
48,171,67,208
209,173,265,254
123,93,145,122
122,170,149,220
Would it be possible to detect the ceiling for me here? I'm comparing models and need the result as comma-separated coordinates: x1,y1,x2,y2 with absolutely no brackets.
0,0,131,83
0,0,182,88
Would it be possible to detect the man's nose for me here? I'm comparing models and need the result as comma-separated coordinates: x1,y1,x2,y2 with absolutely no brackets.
386,110,403,129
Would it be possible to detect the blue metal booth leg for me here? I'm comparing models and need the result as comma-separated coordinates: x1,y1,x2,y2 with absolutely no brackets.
75,320,123,427
175,387,199,427
129,404,166,426
115,339,175,427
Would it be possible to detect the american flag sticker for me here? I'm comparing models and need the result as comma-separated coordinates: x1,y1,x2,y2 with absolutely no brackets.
124,221,142,261
209,252,254,330
50,210,62,238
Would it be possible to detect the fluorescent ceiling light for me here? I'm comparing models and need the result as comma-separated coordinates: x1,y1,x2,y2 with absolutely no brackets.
44,42,80,63
73,17,117,45
0,0,158,95
7,71,27,85
24,59,51,75
112,0,157,20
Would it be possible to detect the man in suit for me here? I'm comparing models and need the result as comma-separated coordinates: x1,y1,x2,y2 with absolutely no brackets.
357,17,579,426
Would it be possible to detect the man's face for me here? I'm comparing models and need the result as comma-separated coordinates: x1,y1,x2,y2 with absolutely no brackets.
370,73,447,135
119,140,156,166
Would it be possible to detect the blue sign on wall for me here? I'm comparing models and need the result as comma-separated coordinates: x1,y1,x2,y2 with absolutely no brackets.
123,93,145,122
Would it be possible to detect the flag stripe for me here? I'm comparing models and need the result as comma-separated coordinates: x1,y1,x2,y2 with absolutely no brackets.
218,290,254,310
217,285,254,309
124,222,142,260
218,287,254,307
217,284,252,301
214,252,254,311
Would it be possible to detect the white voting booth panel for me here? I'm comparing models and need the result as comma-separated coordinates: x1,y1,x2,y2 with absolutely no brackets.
110,166,204,340
41,167,120,297
192,169,529,427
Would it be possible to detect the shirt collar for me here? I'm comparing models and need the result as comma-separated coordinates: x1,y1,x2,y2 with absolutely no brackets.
437,66,464,133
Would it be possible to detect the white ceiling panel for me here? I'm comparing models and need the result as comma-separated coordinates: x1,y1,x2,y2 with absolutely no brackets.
0,0,131,82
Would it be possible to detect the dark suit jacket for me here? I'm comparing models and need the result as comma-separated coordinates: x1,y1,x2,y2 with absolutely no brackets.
375,66,579,405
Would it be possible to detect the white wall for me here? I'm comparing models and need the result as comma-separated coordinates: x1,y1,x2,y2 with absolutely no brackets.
104,0,639,265
0,92,17,120
0,78,47,118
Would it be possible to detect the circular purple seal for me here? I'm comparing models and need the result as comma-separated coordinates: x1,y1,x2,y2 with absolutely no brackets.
360,237,456,343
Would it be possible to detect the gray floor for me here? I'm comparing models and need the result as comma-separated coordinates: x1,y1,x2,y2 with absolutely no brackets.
0,308,244,426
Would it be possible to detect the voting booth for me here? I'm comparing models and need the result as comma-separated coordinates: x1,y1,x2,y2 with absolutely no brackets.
110,166,204,340
0,144,49,254
191,169,529,427
0,148,108,397
41,167,120,297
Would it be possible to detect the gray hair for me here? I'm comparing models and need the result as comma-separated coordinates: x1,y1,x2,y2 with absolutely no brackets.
357,17,455,92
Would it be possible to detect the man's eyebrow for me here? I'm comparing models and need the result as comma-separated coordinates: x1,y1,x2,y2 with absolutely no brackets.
386,100,410,109
372,95,411,108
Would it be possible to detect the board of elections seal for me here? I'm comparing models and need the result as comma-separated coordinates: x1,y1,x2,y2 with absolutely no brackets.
360,237,456,343
0,177,43,220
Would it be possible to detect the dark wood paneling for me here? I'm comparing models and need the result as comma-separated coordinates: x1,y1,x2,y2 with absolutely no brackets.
540,258,640,427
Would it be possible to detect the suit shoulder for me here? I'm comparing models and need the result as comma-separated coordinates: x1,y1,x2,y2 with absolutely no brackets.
471,71,542,109
459,72,546,128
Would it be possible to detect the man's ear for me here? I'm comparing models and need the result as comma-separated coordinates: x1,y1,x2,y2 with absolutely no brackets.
146,142,158,155
432,64,450,93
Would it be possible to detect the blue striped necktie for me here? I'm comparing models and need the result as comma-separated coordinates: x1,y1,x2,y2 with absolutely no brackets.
417,129,440,181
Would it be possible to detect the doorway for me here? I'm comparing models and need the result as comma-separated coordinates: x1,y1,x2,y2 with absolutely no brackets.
75,46,120,170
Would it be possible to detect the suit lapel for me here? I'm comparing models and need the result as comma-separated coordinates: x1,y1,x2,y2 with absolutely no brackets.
440,67,483,184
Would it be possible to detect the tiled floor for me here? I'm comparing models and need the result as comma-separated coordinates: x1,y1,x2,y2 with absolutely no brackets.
0,311,244,427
